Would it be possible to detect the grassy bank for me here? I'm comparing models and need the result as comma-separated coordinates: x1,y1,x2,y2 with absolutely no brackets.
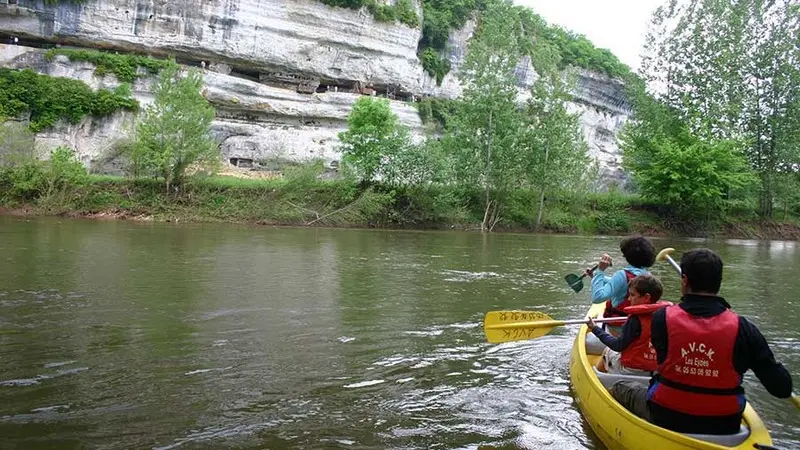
1,173,798,240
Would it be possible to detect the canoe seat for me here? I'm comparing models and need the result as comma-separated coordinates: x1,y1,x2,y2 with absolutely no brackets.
685,425,750,447
585,333,606,355
592,367,650,389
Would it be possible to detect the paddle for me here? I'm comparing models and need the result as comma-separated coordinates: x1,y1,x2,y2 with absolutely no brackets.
483,310,627,344
656,247,681,274
565,262,611,293
656,247,800,412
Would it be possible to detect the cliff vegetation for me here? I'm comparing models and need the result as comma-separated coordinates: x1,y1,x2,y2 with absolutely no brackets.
45,49,177,82
0,68,138,132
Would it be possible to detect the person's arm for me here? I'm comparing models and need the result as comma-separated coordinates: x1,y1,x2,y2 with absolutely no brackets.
590,316,641,352
650,307,668,365
590,270,625,304
734,317,793,398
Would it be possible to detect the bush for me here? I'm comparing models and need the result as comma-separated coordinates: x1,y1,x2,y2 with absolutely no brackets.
622,90,759,220
0,146,88,203
0,69,138,132
394,0,420,27
319,0,419,27
42,146,89,197
420,48,452,86
541,208,578,233
45,49,175,83
415,97,458,128
0,160,46,201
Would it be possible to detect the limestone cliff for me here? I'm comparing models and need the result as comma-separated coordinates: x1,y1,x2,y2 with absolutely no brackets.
0,0,631,185
1,0,426,97
0,44,424,171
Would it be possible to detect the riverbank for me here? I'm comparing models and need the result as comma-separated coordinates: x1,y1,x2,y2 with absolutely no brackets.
2,173,799,240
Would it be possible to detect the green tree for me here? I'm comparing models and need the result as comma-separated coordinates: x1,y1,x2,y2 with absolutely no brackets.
641,0,800,218
622,94,755,218
338,96,412,183
520,73,587,229
444,0,525,232
132,65,218,192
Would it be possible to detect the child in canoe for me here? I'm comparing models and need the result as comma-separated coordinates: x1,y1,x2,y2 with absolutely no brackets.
586,274,671,375
584,235,656,335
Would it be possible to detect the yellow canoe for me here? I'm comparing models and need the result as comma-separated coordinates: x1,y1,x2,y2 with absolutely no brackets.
569,303,774,450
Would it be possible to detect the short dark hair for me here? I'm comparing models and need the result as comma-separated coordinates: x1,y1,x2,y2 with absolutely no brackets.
620,235,656,268
680,248,723,293
629,274,663,302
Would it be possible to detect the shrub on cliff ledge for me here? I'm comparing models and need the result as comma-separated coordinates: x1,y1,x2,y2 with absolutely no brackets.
0,68,139,132
130,66,218,192
320,0,419,27
45,49,176,83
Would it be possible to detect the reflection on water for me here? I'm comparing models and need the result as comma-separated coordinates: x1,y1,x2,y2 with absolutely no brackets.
0,218,797,449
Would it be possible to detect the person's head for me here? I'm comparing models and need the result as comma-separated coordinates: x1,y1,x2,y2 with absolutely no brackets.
620,235,656,268
628,274,663,305
680,248,723,295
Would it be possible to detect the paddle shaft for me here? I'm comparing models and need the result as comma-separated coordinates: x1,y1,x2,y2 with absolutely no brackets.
663,254,681,275
485,316,627,331
576,264,599,282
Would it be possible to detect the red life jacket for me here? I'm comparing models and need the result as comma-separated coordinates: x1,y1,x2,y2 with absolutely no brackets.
603,269,637,318
648,305,744,417
619,301,673,372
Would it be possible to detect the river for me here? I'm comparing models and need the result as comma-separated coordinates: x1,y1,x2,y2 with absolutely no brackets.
0,217,797,449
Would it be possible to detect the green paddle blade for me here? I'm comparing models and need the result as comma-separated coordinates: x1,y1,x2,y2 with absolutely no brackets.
565,273,584,293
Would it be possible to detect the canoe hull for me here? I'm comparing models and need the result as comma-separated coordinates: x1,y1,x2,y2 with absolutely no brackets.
569,303,773,450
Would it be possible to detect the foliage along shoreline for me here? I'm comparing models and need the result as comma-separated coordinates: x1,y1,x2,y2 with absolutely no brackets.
1,173,798,241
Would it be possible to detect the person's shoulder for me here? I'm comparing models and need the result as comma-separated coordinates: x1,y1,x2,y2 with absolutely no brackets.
651,305,668,322
735,314,763,333
622,266,649,277
614,268,634,279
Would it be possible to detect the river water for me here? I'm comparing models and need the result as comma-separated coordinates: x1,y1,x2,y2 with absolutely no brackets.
0,217,797,449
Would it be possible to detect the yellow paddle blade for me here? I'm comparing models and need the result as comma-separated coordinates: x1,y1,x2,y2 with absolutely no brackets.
483,310,564,344
792,393,800,410
656,247,675,262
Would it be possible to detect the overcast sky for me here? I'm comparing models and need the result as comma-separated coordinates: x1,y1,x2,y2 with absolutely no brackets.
514,0,665,72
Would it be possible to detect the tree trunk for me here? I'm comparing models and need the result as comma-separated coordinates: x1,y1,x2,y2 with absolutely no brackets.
482,111,493,233
759,172,773,219
482,199,493,233
534,146,550,230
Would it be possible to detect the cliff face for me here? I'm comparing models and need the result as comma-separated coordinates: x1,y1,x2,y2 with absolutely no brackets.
2,0,427,97
0,0,630,185
0,44,424,171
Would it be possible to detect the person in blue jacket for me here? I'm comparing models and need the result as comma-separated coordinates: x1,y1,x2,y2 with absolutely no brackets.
584,235,656,324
